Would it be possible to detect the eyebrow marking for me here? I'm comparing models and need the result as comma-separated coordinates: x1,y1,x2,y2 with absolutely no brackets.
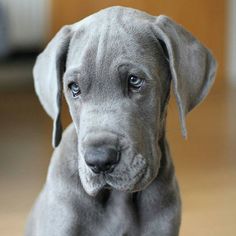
64,69,81,80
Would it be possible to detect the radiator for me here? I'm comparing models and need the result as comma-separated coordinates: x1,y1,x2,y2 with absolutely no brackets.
0,0,50,50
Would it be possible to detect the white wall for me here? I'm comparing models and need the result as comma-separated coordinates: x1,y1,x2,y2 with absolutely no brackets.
0,0,51,49
0,0,52,89
227,0,236,86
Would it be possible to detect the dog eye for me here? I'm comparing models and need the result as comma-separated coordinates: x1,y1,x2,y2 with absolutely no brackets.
68,82,81,97
128,75,144,91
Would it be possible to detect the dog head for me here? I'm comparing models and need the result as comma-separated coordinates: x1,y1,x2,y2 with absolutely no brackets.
33,7,216,196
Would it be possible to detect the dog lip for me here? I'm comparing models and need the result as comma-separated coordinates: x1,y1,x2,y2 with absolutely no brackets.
103,183,112,190
103,164,148,192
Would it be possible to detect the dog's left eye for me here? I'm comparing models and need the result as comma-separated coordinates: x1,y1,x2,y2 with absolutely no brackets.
68,82,81,97
128,75,144,91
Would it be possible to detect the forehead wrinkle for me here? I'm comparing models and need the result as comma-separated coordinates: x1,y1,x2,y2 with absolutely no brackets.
95,21,111,77
108,22,157,65
93,11,139,77
64,68,80,82
68,12,159,89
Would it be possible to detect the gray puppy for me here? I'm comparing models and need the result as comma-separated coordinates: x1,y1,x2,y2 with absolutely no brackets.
26,6,216,236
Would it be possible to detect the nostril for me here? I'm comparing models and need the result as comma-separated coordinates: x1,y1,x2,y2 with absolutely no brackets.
116,150,121,163
104,163,112,170
89,165,100,174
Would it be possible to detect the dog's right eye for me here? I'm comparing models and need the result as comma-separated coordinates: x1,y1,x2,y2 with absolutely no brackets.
68,82,81,97
128,75,144,92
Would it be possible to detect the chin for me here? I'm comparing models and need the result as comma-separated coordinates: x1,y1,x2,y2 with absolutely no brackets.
80,166,160,196
78,150,160,196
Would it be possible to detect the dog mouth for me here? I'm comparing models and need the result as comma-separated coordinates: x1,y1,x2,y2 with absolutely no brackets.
103,164,148,192
89,173,144,194
103,183,113,190
90,152,149,193
79,148,156,196
83,164,151,196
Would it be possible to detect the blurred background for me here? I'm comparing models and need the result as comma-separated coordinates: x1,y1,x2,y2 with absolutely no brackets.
0,0,235,235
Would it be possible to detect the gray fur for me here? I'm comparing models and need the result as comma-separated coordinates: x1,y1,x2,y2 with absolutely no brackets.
26,6,216,236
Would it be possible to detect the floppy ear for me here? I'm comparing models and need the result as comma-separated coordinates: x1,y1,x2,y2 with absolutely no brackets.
153,16,217,137
33,26,72,147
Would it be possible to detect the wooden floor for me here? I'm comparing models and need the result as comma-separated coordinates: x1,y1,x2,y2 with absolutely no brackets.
0,82,235,236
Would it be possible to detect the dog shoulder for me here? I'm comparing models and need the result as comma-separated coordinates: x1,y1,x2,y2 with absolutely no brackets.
47,123,78,183
59,123,78,153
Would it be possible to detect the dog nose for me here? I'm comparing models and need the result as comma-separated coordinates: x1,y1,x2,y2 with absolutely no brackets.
84,146,120,174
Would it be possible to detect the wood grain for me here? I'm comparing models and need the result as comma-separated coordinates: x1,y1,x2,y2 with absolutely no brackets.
0,82,235,236
51,0,226,82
